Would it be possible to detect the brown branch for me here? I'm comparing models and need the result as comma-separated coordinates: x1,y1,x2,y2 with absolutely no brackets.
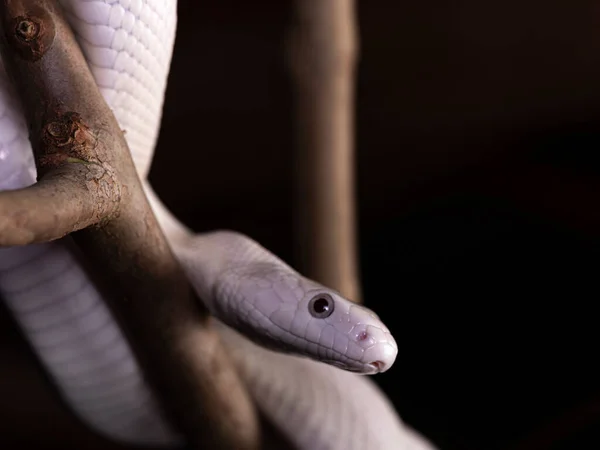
288,0,363,303
0,1,259,449
0,165,119,246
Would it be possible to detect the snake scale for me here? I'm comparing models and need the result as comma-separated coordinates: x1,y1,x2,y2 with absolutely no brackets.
0,1,436,449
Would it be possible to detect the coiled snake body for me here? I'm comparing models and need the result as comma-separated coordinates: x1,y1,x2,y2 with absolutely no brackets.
0,2,436,449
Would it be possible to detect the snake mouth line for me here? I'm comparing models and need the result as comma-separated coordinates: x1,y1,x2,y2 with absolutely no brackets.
366,360,387,374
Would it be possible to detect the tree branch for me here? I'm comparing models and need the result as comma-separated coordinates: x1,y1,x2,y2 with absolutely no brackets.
0,1,259,448
0,164,119,246
288,0,363,303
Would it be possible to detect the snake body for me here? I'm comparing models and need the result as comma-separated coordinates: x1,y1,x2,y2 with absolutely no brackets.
0,2,436,449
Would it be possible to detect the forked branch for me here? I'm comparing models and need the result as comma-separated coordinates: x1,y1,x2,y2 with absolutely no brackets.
0,1,259,449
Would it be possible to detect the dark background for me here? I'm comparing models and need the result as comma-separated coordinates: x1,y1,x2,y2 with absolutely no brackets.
2,1,600,449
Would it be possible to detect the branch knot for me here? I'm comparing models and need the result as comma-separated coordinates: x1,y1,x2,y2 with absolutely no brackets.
15,18,39,42
40,112,98,167
3,8,55,61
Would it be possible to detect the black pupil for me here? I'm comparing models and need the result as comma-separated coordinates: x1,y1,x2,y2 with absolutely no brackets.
313,298,330,313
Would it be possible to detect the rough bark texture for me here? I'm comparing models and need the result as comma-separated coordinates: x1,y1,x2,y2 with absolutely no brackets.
0,1,260,449
288,0,362,303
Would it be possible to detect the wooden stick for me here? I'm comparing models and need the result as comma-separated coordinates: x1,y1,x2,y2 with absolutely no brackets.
288,0,363,303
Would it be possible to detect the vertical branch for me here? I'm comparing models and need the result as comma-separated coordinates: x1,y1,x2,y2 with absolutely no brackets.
288,0,362,303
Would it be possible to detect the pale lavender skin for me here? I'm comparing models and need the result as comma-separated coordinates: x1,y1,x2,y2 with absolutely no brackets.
0,2,436,449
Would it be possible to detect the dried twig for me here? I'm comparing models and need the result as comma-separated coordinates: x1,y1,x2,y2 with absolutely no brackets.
0,1,259,448
288,0,362,303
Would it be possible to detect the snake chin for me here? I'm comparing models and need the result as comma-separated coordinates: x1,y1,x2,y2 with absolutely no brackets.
321,360,356,371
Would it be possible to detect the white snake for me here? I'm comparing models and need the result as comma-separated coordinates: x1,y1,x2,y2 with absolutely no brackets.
0,1,437,449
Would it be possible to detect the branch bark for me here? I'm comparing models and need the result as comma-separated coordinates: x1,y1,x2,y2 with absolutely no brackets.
0,1,259,449
288,0,362,303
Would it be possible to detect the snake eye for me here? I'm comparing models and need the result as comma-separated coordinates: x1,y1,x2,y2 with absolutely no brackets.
309,293,334,318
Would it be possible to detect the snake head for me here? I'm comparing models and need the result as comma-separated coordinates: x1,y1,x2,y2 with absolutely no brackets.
215,261,398,375
291,280,398,374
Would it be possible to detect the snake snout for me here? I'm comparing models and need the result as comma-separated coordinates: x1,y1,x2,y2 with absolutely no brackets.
366,344,396,373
